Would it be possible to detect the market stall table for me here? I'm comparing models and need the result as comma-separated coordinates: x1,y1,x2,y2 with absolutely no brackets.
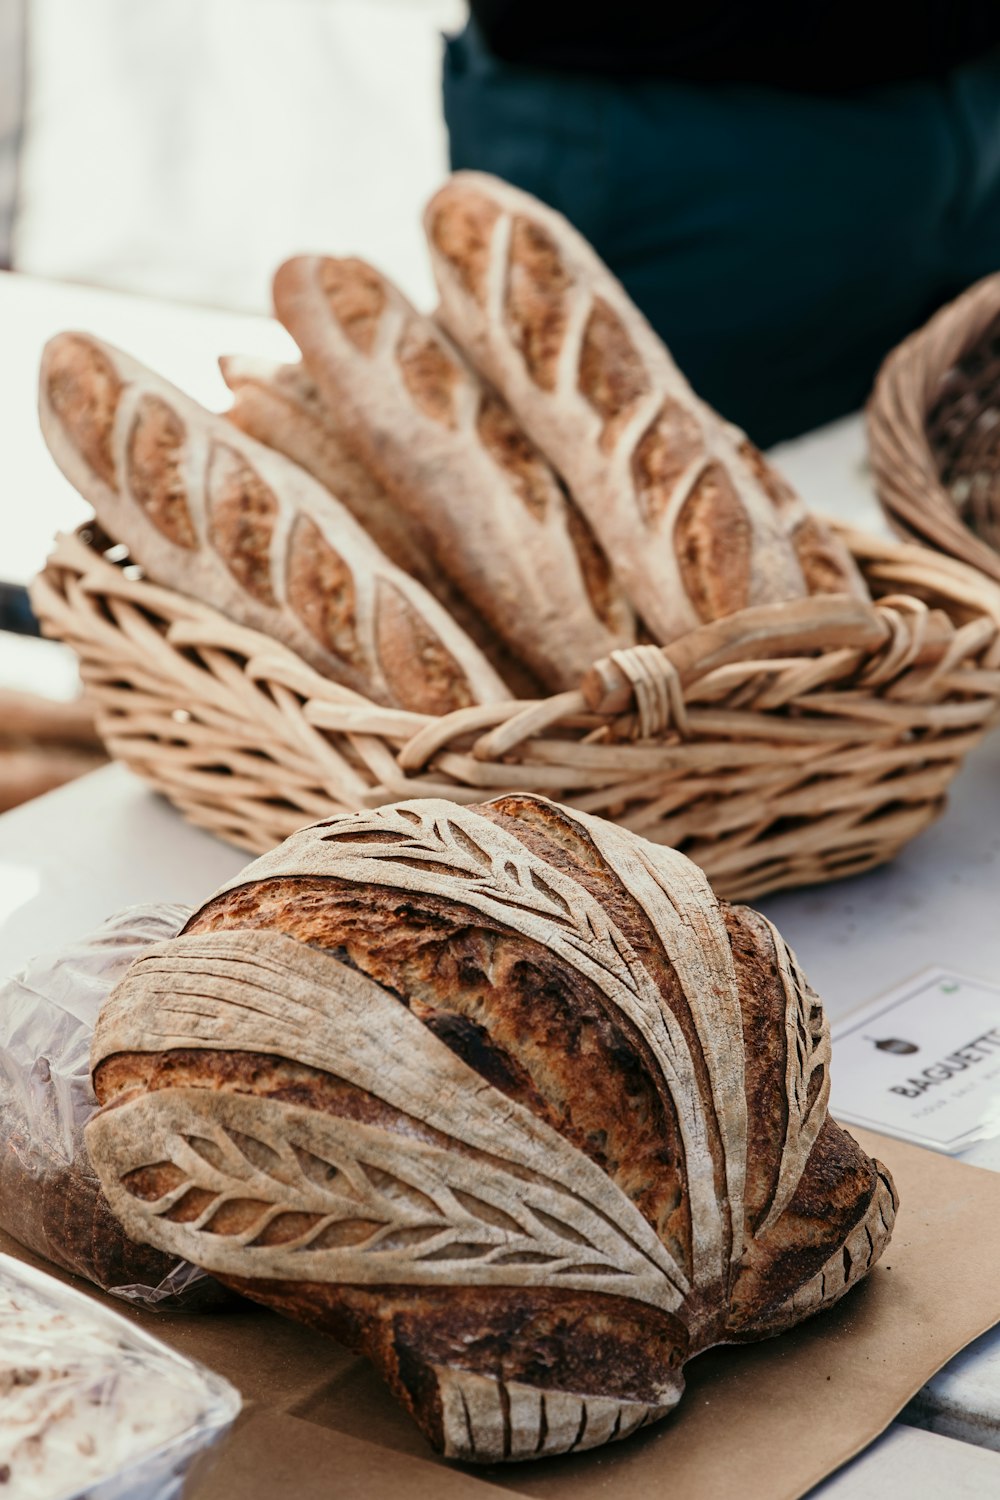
2,270,1000,1492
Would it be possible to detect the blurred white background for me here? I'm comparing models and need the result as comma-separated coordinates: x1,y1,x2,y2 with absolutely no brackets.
14,0,465,309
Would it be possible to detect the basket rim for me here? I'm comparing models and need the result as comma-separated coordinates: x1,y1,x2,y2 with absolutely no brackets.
30,518,1000,901
30,517,1000,766
868,269,1000,584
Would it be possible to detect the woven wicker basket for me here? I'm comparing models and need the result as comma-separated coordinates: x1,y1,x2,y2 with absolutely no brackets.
869,271,1000,581
31,523,1000,901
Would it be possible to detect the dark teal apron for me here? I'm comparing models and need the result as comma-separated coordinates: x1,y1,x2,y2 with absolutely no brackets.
444,21,1000,445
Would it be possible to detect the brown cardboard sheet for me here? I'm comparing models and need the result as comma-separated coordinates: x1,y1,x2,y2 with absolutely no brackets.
3,1129,1000,1499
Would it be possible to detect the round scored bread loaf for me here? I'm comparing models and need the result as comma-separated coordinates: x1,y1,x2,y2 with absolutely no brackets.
425,172,869,644
38,333,509,716
86,794,896,1464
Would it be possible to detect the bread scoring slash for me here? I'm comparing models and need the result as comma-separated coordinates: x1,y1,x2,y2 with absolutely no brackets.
87,793,896,1464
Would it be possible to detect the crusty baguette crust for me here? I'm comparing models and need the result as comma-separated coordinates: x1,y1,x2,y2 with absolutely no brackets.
219,354,542,697
39,333,509,715
88,795,895,1463
272,256,636,693
220,354,418,571
424,172,868,643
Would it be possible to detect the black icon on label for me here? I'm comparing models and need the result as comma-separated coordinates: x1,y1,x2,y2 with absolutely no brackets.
866,1037,920,1055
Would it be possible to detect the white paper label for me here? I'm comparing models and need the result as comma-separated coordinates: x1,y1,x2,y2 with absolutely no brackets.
830,968,1000,1153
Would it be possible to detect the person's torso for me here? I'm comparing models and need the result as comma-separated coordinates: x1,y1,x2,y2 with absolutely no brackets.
467,2,1000,90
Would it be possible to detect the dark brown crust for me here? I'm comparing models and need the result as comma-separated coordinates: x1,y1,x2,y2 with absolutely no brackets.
724,907,790,1236
182,872,693,1267
727,1119,880,1332
505,218,571,392
416,1008,551,1110
285,513,363,667
675,464,753,621
631,398,704,525
427,190,501,306
373,579,475,715
474,391,551,519
45,334,122,490
319,258,386,355
220,1277,687,1455
94,1036,691,1414
577,297,651,450
396,324,461,429
206,442,278,604
125,394,197,549
121,1161,186,1200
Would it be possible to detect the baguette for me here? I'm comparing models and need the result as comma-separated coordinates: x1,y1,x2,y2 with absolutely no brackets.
425,172,868,644
219,353,542,697
39,333,509,715
272,256,636,693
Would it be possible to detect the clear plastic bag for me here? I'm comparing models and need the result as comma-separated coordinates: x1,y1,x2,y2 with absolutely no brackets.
0,905,226,1307
0,1252,241,1500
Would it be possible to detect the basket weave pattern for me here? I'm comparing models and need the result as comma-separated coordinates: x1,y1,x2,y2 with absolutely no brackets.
32,524,1000,902
869,271,1000,581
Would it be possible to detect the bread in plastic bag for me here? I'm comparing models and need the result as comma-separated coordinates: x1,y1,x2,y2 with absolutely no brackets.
0,904,227,1307
0,1251,240,1499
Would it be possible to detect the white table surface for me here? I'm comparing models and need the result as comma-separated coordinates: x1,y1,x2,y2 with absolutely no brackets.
2,271,999,1493
811,1424,1000,1498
